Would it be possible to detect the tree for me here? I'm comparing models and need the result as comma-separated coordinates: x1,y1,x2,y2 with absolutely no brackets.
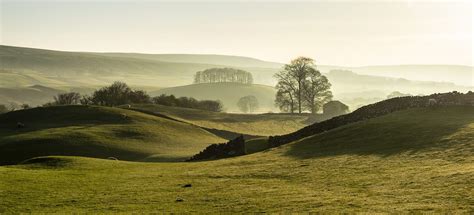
302,70,332,114
275,57,332,114
54,92,82,105
274,70,298,113
237,95,259,113
275,90,295,113
90,81,151,106
284,57,315,113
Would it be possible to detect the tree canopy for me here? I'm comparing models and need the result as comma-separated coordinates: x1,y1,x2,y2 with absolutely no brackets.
194,68,253,84
275,57,332,114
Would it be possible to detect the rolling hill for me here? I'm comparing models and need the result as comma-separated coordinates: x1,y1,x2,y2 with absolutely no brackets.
0,85,64,107
130,104,322,136
0,105,225,164
152,82,279,112
0,106,472,212
98,53,283,68
2,45,472,111
0,45,280,88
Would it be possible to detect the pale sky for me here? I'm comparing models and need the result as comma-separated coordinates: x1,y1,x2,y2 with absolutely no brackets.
1,0,472,66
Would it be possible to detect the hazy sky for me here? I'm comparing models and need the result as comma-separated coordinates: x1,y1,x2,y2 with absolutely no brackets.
1,0,472,66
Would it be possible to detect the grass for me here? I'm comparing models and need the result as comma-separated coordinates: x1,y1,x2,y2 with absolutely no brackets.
0,105,225,164
130,104,316,136
0,106,472,212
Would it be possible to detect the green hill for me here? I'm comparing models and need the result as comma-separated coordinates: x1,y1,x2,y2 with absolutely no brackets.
1,106,472,212
0,105,225,164
130,104,320,136
152,82,278,112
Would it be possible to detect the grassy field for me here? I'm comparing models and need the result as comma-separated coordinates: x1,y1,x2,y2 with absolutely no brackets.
1,106,472,212
0,105,225,164
130,104,317,136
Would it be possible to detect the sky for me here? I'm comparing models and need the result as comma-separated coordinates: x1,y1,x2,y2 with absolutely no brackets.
0,0,472,66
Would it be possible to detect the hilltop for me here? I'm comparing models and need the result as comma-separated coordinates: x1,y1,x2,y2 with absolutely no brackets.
0,106,472,212
0,105,225,164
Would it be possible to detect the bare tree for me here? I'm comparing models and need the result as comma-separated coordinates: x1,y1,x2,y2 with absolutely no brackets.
274,70,298,113
275,57,332,114
54,92,82,105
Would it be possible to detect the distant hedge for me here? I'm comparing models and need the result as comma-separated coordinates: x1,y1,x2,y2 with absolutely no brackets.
152,94,223,112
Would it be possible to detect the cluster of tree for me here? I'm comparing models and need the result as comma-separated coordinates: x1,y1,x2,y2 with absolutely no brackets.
194,68,253,84
48,82,150,106
47,81,223,112
274,57,333,114
236,95,259,113
152,94,223,112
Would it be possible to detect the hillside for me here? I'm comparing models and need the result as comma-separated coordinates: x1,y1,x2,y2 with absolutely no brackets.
152,82,279,112
1,106,472,212
0,85,64,107
0,105,225,164
98,53,283,68
130,104,320,136
2,45,472,110
0,45,223,87
0,45,278,88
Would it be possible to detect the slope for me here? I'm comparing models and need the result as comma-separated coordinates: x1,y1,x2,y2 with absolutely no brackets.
0,105,225,164
0,85,64,107
131,104,319,136
98,53,283,68
0,106,472,212
0,45,223,87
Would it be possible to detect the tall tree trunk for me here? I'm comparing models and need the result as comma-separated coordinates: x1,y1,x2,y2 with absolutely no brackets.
298,81,302,113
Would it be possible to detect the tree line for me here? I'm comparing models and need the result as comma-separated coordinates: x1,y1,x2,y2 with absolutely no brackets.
194,68,253,84
47,81,223,112
275,57,332,114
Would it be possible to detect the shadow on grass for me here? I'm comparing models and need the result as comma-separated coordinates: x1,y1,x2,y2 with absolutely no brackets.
0,137,150,166
0,105,133,135
283,107,474,159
